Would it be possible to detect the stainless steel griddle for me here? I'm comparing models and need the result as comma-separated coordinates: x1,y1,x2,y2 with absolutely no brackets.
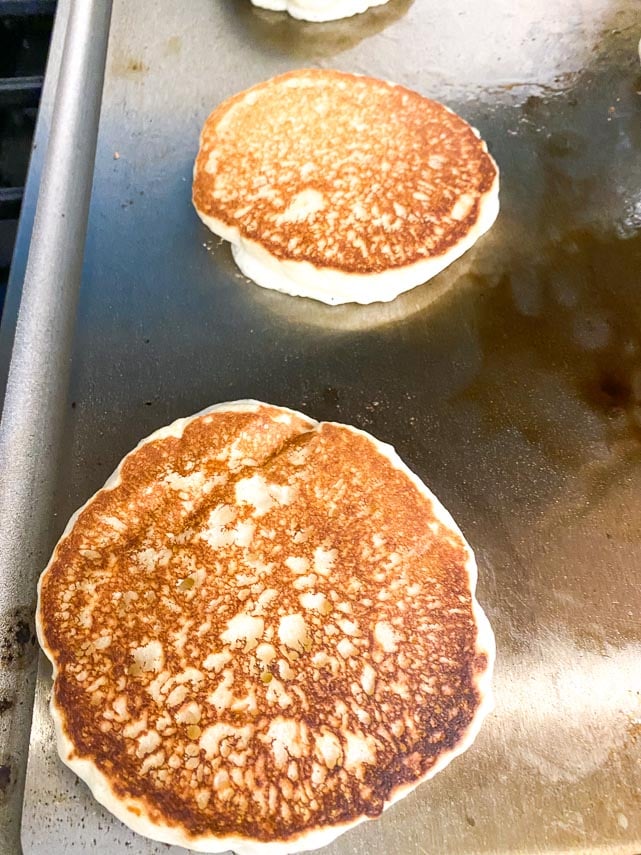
2,0,641,852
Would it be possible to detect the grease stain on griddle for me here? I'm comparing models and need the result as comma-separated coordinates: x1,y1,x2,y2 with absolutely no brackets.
164,36,182,57
589,369,633,413
453,23,641,482
0,608,38,667
126,59,146,73
627,718,641,744
111,52,149,78
455,228,641,518
0,761,14,801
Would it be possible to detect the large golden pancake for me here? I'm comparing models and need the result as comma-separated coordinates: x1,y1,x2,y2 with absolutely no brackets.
193,69,499,305
37,401,494,853
249,0,390,22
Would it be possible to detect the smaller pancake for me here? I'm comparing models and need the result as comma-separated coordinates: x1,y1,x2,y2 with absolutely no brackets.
249,0,390,22
193,69,499,305
37,401,495,853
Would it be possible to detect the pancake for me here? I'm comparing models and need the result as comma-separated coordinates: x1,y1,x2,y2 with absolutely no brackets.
37,400,495,853
249,0,390,22
193,69,499,305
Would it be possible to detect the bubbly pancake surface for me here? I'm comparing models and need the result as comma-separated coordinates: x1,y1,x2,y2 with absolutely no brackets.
193,69,499,304
37,401,494,853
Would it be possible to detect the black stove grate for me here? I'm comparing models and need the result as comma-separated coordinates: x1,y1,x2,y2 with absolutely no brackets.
0,0,56,315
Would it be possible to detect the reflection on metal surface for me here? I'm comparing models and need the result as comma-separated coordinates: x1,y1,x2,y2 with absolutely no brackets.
206,235,492,333
498,640,641,783
224,0,415,60
16,0,641,852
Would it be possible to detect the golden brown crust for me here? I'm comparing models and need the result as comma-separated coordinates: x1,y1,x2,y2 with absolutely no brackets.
39,403,490,845
192,69,497,275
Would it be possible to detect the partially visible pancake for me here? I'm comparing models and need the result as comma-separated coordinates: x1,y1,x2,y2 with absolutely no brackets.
193,69,499,305
249,0,390,22
37,401,495,854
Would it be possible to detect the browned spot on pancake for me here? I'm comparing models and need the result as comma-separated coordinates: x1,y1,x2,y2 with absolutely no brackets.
39,404,490,845
193,69,497,275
